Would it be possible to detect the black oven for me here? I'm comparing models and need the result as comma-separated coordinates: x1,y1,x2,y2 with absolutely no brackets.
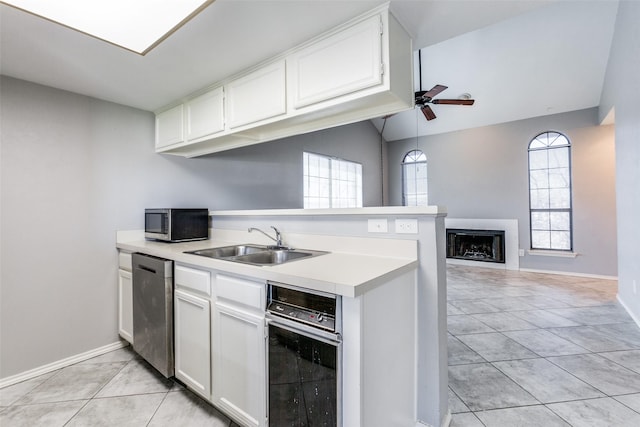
266,282,342,427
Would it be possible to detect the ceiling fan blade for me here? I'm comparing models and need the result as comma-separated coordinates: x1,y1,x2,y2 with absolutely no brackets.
431,99,475,105
421,105,437,121
422,84,448,100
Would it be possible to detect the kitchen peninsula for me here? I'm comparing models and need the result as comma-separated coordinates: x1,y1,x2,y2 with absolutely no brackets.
117,207,448,427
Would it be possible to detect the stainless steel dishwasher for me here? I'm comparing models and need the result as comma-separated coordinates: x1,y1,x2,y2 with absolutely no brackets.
132,253,174,378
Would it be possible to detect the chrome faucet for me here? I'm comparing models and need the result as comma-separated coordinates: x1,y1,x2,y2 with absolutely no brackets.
248,226,285,248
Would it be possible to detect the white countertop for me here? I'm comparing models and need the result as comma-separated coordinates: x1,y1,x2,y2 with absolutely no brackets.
116,232,418,298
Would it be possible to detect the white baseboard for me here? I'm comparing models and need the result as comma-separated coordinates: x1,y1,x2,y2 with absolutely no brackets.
441,410,452,427
518,268,617,281
0,341,128,389
618,295,640,328
415,410,451,427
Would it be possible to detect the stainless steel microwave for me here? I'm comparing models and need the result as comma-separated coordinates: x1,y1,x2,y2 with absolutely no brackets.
145,208,209,242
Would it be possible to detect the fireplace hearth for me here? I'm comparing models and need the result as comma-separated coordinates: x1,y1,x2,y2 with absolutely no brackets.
446,229,505,264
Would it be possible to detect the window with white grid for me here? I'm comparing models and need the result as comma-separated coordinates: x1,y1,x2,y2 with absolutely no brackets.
528,131,573,251
303,152,362,209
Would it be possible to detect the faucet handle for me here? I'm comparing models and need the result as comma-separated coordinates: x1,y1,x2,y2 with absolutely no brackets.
270,226,282,246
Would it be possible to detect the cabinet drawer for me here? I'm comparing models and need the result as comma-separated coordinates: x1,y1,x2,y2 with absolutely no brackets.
175,265,211,296
118,251,132,272
216,274,265,310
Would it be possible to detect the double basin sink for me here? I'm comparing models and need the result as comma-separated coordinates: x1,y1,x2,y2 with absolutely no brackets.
185,244,327,266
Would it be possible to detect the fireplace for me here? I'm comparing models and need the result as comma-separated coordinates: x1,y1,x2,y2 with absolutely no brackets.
446,229,506,264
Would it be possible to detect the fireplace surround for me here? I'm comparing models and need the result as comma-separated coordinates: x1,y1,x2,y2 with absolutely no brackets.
444,219,519,270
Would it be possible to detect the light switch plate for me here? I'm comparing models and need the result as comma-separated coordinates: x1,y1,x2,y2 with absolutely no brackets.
395,219,418,234
368,219,388,233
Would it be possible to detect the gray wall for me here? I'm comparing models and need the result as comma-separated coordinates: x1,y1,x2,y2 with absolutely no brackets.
387,108,617,277
600,1,640,322
0,76,383,379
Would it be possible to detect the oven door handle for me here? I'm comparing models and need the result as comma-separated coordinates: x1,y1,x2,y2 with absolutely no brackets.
266,314,342,345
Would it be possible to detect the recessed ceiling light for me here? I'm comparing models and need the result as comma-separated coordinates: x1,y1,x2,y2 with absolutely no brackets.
1,0,215,55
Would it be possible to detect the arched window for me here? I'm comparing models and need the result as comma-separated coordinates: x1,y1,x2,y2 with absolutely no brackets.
528,131,573,250
402,150,428,206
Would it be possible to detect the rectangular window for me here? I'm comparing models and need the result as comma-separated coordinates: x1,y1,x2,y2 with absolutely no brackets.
303,152,362,209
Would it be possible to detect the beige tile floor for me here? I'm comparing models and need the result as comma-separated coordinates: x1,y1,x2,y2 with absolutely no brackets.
1,265,639,426
447,264,640,427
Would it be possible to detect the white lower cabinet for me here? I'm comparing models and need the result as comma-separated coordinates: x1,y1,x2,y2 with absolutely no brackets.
174,264,212,400
212,274,267,427
118,251,133,344
175,289,211,399
117,268,133,343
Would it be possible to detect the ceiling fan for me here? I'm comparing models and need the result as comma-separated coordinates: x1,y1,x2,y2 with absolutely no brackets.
413,50,475,121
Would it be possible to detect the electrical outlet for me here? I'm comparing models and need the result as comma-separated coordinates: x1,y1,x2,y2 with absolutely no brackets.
368,219,388,233
396,219,418,234
519,249,525,257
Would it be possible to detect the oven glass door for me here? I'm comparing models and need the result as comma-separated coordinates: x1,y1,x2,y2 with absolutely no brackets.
269,323,339,427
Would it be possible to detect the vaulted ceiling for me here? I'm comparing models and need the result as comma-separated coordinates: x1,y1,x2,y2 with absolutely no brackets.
0,0,619,141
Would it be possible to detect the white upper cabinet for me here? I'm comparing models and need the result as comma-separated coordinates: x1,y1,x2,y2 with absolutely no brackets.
227,61,286,129
288,15,383,109
186,87,224,141
154,4,412,157
155,104,184,149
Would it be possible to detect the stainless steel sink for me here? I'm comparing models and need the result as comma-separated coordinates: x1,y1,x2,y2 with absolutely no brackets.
234,249,314,265
186,245,266,258
184,245,327,266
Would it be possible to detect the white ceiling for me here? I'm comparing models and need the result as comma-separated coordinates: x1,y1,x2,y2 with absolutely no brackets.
0,0,619,141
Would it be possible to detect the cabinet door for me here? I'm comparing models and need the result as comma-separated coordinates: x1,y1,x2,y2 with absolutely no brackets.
186,87,224,141
175,289,211,399
213,302,266,427
155,104,184,148
118,269,133,344
288,14,383,109
226,61,286,129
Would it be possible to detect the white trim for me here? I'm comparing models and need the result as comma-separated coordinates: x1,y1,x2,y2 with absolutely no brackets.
528,249,578,258
519,268,617,281
441,410,452,427
0,341,128,389
618,295,640,328
414,409,451,427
